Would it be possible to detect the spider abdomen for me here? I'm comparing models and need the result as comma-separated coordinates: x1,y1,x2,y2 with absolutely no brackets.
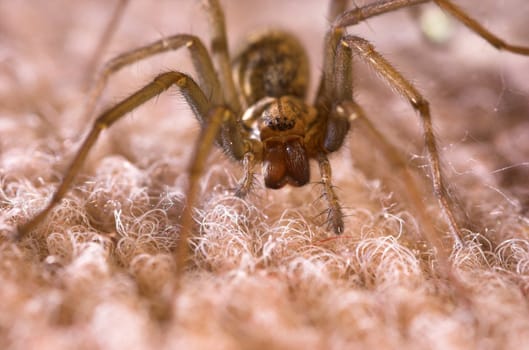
233,31,309,107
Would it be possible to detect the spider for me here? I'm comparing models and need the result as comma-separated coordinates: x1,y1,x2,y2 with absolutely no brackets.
15,0,529,277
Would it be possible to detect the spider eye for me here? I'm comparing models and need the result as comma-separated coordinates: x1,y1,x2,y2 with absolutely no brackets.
259,96,307,141
263,138,309,189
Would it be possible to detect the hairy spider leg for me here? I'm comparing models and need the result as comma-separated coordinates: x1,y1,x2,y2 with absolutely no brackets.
176,106,238,287
234,152,257,198
16,72,216,239
434,0,529,55
80,34,222,127
334,36,451,258
334,40,477,301
205,0,241,113
328,0,349,24
79,0,241,127
316,153,345,234
16,0,253,297
311,29,349,234
16,0,254,242
330,32,475,303
335,0,529,56
335,0,428,27
330,0,529,245
339,98,460,265
300,0,354,234
13,4,257,315
14,32,227,237
16,70,248,287
343,35,464,246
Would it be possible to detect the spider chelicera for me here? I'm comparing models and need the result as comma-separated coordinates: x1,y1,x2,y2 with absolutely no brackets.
16,0,529,276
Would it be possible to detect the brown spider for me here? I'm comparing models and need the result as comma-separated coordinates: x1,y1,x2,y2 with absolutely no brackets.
16,0,529,277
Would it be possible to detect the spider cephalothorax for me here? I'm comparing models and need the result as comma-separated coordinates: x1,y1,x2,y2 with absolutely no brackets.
256,96,314,189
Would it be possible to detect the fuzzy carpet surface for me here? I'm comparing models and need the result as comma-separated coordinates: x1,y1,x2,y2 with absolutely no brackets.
1,1,529,349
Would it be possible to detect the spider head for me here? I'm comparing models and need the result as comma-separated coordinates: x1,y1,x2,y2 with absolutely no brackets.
258,96,310,189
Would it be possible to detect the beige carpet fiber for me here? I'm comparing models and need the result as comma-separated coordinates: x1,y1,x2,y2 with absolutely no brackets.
1,1,529,349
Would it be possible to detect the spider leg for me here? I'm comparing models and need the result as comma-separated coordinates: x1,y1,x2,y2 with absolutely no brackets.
341,35,464,246
339,101,472,303
340,100,453,251
204,0,241,113
434,0,529,55
317,153,344,235
332,31,465,292
312,25,352,235
83,0,131,87
316,28,344,107
315,0,351,107
175,106,233,286
234,152,256,198
16,71,211,240
334,0,529,55
334,0,427,28
82,34,222,127
328,0,349,22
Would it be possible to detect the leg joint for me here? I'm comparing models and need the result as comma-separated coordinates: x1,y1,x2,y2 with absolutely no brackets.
341,35,372,54
94,119,108,131
333,8,363,29
412,97,430,115
154,71,188,88
177,34,199,49
210,37,228,54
